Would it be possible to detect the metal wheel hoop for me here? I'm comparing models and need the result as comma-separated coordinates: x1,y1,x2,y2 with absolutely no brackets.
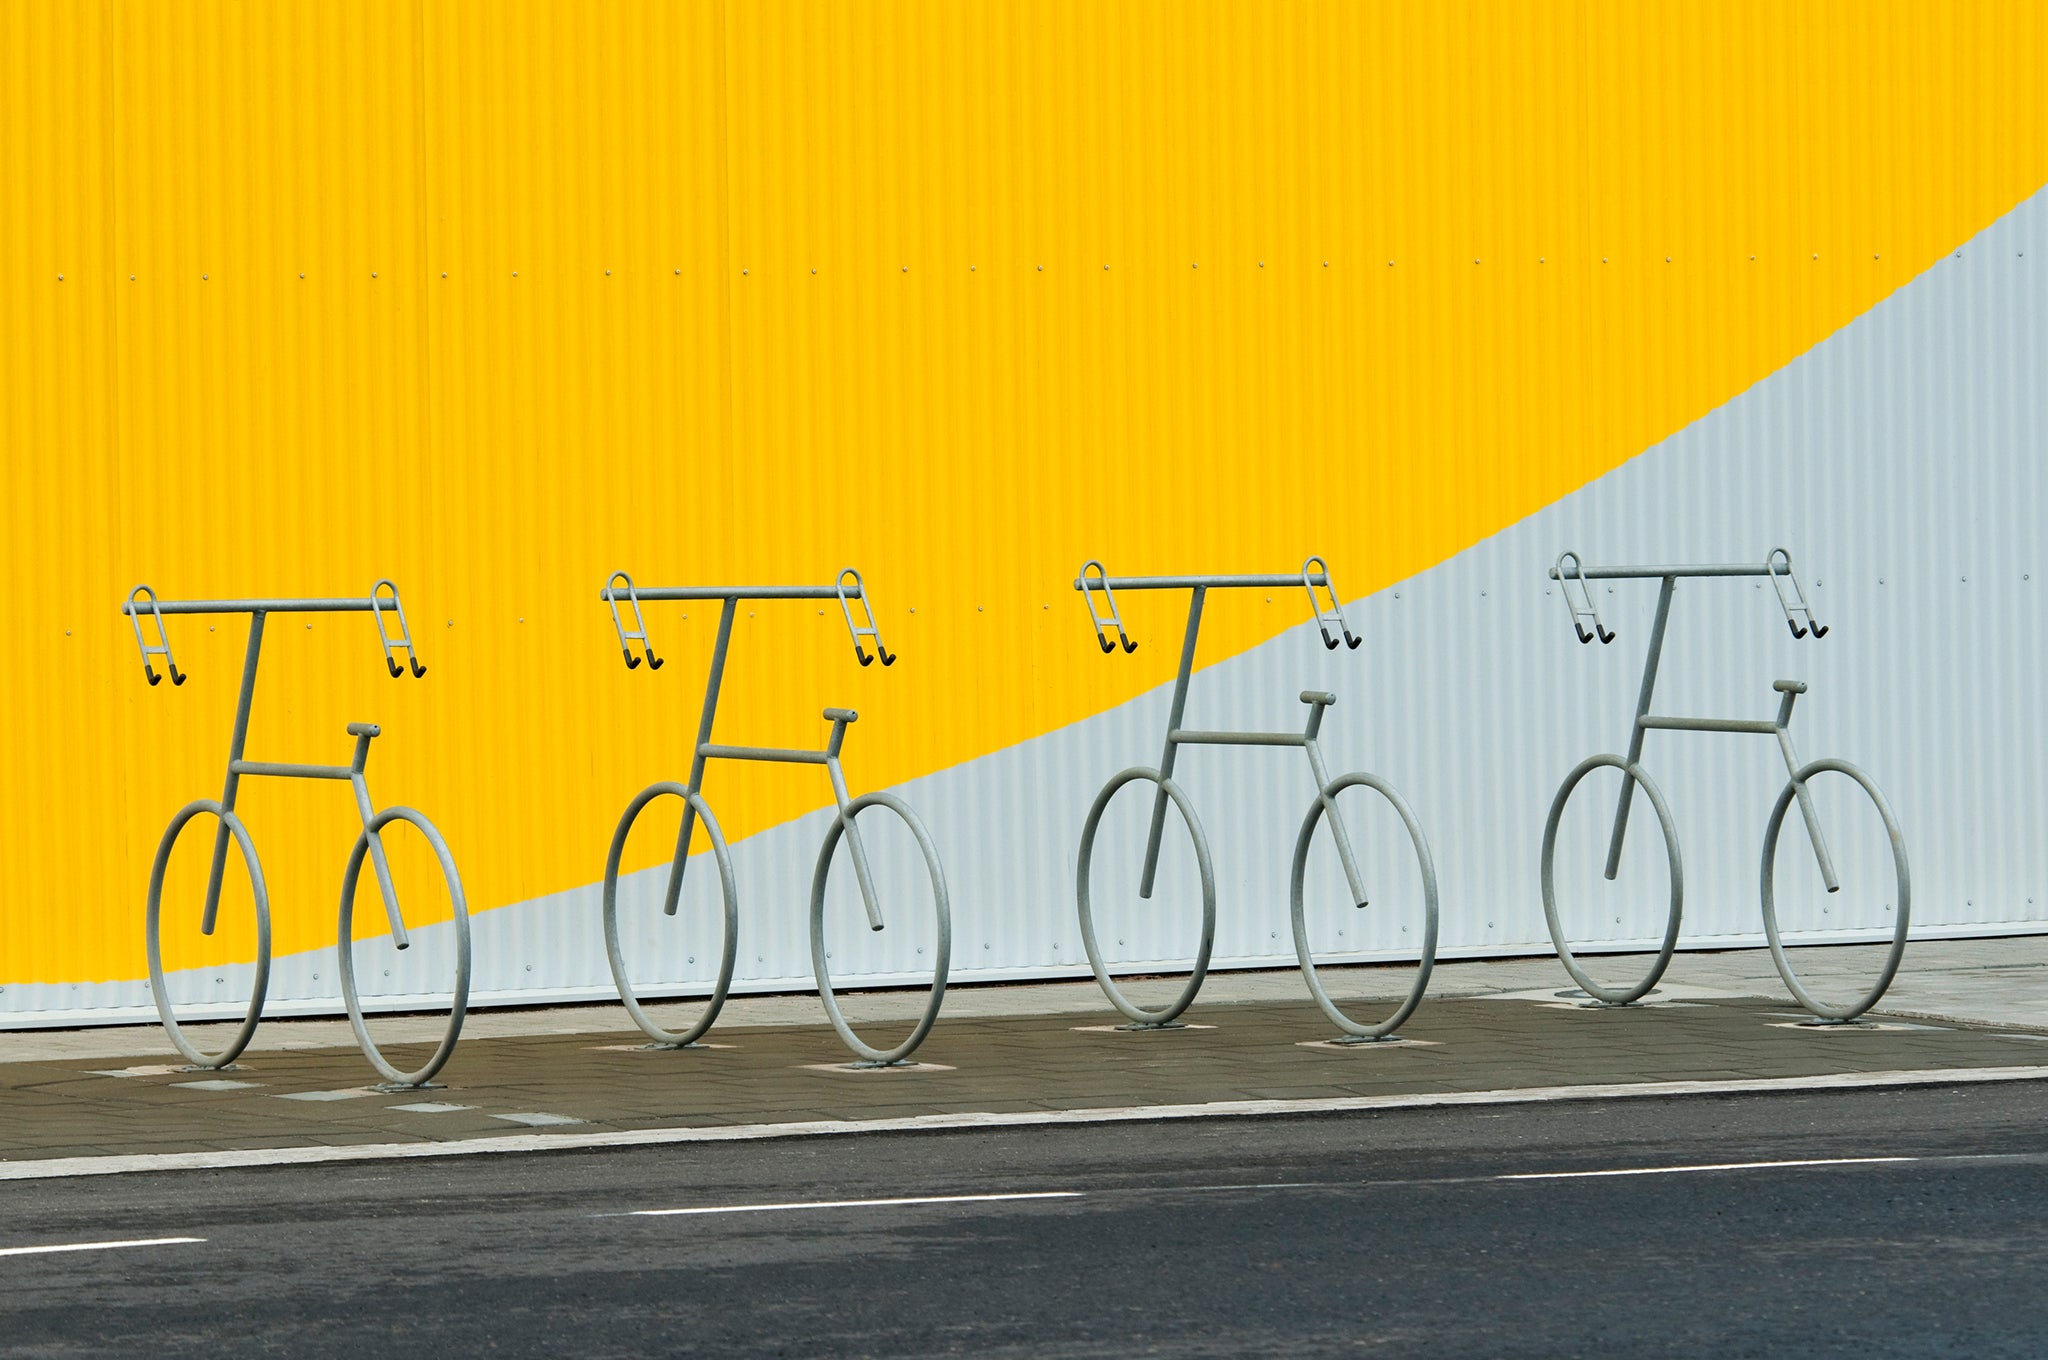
1541,754,1685,1005
1760,758,1911,1021
810,791,952,1064
1289,772,1440,1039
602,782,740,1047
338,806,472,1088
1076,767,1217,1027
146,800,272,1069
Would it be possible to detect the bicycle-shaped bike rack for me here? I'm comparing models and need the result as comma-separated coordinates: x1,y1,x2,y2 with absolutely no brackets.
1072,559,1439,1040
600,569,950,1066
1543,550,1911,1021
121,583,470,1087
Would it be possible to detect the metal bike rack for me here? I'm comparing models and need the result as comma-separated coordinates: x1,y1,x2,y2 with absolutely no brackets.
120,583,470,1087
1542,550,1911,1020
1072,559,1439,1040
599,568,950,1066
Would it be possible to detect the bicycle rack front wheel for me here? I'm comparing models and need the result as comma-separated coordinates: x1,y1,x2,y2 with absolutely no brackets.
338,806,472,1088
602,782,740,1047
811,792,952,1065
1076,767,1217,1028
1541,754,1684,1006
1289,773,1439,1040
146,800,272,1069
1761,759,1911,1022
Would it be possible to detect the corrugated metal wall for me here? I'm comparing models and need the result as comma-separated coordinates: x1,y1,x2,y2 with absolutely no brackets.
3,2,2046,1022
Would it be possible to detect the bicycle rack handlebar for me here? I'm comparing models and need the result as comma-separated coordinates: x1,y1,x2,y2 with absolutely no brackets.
600,568,898,669
125,586,187,686
836,569,896,667
1552,552,1616,644
1072,558,1358,651
603,572,665,670
1547,550,1829,643
1765,548,1829,639
1301,557,1361,650
120,583,431,684
1078,561,1136,652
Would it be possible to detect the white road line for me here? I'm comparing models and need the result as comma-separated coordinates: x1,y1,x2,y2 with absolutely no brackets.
1,1064,2043,1182
632,1191,1081,1218
1500,1156,1918,1182
0,1236,204,1259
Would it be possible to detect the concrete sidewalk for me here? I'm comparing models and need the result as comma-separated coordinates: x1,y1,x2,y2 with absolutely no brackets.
4,937,2046,1170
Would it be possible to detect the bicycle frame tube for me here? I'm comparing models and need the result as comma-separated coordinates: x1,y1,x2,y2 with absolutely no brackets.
1553,553,1840,892
602,572,896,931
1075,562,1372,910
119,585,430,945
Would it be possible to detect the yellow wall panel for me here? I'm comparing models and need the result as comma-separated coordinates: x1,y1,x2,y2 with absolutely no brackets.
3,2,2045,991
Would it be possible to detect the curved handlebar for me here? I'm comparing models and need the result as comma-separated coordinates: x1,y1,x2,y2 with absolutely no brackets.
371,581,427,678
837,569,898,667
1077,560,1137,654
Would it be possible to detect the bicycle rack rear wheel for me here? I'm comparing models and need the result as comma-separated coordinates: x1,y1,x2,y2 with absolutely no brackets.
338,806,471,1088
1541,754,1684,1006
146,800,272,1069
602,782,740,1047
1761,759,1911,1022
811,792,951,1065
1289,772,1439,1040
1076,767,1217,1028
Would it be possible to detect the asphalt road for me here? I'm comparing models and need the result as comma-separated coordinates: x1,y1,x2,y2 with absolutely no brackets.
4,1082,2047,1358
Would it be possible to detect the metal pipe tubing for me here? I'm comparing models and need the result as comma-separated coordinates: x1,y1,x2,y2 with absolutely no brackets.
603,585,859,603
1169,729,1308,747
204,613,267,937
668,597,737,915
1604,575,1675,880
1073,573,1331,591
1547,564,1773,581
1140,587,1206,898
698,743,830,766
228,760,354,780
1637,716,1782,735
125,598,391,616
